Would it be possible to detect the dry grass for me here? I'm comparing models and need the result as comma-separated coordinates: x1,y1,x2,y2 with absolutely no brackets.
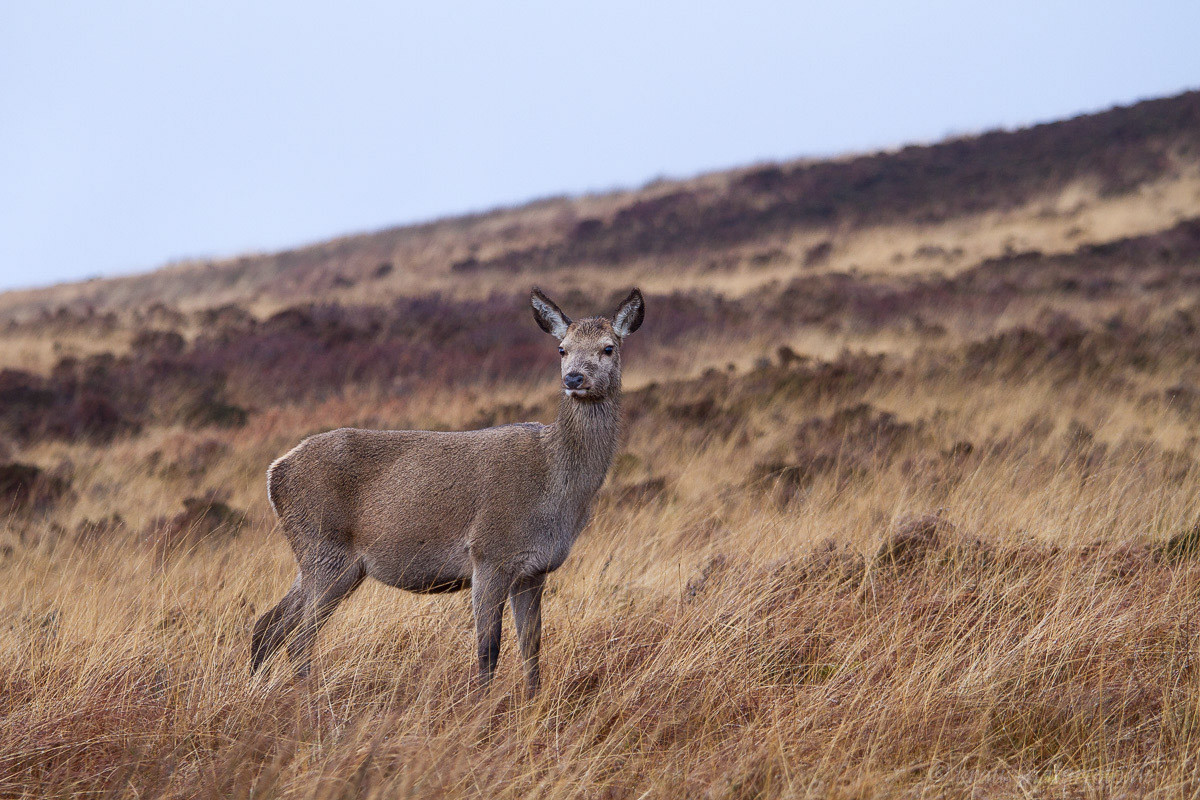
6,92,1200,797
6,325,1200,797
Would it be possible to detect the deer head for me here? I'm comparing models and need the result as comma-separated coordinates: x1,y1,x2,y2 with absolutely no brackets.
531,288,644,401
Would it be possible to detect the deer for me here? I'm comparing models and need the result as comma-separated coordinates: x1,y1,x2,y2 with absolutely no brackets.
250,287,645,697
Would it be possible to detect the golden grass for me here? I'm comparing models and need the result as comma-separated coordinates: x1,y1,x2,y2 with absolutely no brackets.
4,325,1200,797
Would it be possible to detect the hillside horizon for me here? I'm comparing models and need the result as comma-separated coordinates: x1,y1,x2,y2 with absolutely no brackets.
12,87,1185,292
6,88,1199,320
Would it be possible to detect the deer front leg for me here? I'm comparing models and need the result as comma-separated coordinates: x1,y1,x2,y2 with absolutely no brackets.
471,566,511,688
509,572,546,698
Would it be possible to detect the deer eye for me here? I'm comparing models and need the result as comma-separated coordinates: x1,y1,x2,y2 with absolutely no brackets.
558,347,566,357
603,345,614,355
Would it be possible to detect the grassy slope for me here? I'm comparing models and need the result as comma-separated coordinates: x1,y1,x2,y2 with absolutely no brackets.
3,92,1200,797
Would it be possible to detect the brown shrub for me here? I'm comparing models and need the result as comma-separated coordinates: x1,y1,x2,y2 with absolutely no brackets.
604,476,670,506
130,329,185,357
74,514,128,547
803,240,833,267
0,461,70,513
142,494,247,556
876,510,956,567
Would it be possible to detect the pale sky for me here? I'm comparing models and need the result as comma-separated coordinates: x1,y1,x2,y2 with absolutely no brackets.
1,1,1197,291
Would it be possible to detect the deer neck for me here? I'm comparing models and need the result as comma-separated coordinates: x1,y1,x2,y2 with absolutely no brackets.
547,388,621,496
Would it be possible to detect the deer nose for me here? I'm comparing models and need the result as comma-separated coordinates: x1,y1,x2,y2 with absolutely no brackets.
563,372,587,389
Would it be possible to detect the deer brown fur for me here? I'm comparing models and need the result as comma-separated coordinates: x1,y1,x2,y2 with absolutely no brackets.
250,287,645,696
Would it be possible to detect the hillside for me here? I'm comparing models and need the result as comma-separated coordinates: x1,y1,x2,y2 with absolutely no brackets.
5,90,1200,319
3,91,1200,798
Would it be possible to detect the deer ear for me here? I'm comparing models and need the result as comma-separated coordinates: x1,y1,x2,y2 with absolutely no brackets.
531,287,571,338
612,288,645,338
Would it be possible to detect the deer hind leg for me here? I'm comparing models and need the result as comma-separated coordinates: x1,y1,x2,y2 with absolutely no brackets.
250,575,305,675
509,572,546,698
287,545,366,679
471,565,513,688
